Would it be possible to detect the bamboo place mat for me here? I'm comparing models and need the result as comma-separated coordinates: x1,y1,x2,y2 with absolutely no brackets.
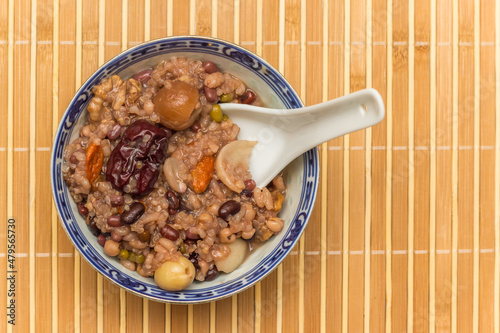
2,0,500,332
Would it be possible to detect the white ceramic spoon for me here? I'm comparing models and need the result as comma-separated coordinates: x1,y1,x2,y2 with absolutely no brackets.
218,88,385,189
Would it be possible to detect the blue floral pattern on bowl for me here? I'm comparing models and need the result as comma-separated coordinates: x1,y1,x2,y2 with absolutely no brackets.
51,36,319,303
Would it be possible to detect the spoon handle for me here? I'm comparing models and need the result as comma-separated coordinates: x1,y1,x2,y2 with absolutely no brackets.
219,88,385,187
286,88,385,150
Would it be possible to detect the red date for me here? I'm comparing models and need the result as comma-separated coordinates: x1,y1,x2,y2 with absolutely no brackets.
105,120,168,196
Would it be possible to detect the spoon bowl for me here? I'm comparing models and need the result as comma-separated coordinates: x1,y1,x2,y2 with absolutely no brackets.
220,88,385,187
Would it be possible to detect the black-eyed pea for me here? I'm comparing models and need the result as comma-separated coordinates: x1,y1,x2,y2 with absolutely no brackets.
260,226,274,241
272,175,286,191
241,229,256,240
136,264,148,277
104,239,121,256
253,188,265,208
129,238,148,250
204,71,224,88
243,204,256,221
121,259,136,271
198,259,210,275
197,213,213,224
219,228,236,243
154,243,167,254
143,100,155,115
158,237,176,251
188,193,202,210
266,217,284,233
262,187,274,211
208,203,220,215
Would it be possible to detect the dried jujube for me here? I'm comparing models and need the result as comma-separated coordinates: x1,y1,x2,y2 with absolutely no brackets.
106,119,168,196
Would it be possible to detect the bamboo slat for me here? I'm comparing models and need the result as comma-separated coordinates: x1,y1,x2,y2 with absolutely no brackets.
0,3,8,333
479,1,497,332
457,2,475,332
392,1,410,333
2,0,500,332
348,0,366,331
435,0,453,332
413,1,431,332
370,1,388,332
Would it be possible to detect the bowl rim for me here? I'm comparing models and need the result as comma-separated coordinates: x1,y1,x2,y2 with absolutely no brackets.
51,35,320,303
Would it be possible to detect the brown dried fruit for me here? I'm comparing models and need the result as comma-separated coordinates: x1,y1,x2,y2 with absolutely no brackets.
153,81,200,130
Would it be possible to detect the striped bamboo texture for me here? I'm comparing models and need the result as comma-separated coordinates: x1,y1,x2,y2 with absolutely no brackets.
1,0,500,332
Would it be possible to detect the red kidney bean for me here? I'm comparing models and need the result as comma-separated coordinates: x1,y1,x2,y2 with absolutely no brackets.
159,225,179,241
70,154,78,165
218,200,241,220
97,234,106,247
190,121,201,133
109,195,124,207
107,214,123,227
178,199,188,212
166,190,179,209
188,252,200,269
184,239,197,246
78,202,88,217
88,217,100,237
185,229,201,240
202,61,219,74
239,90,256,104
106,120,168,196
120,202,146,225
107,123,122,140
111,232,122,242
204,86,218,103
168,208,178,216
205,266,219,281
244,179,256,191
132,68,152,84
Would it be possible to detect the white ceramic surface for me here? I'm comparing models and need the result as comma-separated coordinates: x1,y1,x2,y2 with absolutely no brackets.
221,88,385,187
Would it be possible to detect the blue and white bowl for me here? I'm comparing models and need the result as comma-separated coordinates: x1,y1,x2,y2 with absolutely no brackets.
51,36,319,303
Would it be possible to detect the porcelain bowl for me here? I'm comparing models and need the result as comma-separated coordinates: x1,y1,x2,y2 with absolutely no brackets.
51,36,319,303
